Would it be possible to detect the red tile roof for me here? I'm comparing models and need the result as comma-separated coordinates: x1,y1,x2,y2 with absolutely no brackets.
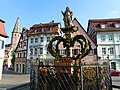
89,18,120,23
28,22,60,36
0,19,8,38
88,18,120,32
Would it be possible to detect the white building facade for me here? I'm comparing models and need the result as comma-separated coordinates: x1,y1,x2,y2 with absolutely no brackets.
0,19,8,80
87,18,120,71
26,21,60,73
97,31,120,70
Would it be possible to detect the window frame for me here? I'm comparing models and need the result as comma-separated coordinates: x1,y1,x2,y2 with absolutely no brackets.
34,29,38,32
42,27,46,32
35,38,38,43
40,37,43,42
109,47,114,54
34,48,38,55
47,37,50,42
108,34,113,41
102,47,106,55
101,24,106,29
60,49,65,56
31,38,33,43
50,26,53,31
115,23,120,28
101,35,105,41
40,48,43,54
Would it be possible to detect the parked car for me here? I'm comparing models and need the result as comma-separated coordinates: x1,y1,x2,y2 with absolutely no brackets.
111,69,120,76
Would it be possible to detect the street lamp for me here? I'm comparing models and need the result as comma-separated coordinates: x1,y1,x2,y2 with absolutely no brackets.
107,48,112,90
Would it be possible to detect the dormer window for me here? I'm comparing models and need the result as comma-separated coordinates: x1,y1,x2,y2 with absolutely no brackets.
42,27,46,32
50,26,53,31
115,23,120,28
101,24,106,29
34,29,38,32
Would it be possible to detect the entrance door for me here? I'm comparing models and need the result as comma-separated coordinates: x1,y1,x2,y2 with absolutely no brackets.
111,62,116,70
22,64,25,73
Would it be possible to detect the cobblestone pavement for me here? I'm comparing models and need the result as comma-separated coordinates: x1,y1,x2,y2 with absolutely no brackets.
112,76,120,86
0,70,30,89
112,76,120,90
0,70,120,90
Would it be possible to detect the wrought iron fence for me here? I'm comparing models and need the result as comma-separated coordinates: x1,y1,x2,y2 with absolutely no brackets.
30,64,112,90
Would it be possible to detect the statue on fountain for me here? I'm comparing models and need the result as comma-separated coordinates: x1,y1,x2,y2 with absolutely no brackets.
61,7,74,28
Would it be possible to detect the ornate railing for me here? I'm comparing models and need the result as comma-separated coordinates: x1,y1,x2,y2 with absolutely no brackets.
30,63,112,90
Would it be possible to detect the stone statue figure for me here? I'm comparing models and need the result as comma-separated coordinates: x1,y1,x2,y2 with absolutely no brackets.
61,7,74,27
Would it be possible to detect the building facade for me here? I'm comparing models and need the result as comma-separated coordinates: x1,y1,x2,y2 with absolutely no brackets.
4,17,21,69
26,21,60,73
14,27,28,74
87,18,120,70
0,19,8,80
4,44,11,69
58,18,97,64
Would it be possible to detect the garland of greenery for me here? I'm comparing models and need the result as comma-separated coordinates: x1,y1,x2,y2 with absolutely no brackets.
47,34,91,60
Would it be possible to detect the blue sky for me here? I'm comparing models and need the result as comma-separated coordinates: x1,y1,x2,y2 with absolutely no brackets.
0,0,120,44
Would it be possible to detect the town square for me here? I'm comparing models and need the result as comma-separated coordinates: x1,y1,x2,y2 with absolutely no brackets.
0,0,120,90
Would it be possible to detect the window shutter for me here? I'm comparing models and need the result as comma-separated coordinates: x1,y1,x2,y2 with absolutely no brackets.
2,40,4,49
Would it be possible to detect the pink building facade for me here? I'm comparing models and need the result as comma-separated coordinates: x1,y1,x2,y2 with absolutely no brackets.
59,18,97,64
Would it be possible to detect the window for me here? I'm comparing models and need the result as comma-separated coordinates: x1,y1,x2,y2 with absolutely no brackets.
72,49,79,55
42,27,46,32
34,48,37,55
102,48,106,55
30,48,33,55
20,52,22,57
34,29,38,32
16,64,18,72
47,51,50,54
118,34,120,40
0,40,4,49
60,50,65,56
115,23,120,28
89,49,93,55
47,37,50,42
101,35,105,41
40,48,43,54
109,48,114,54
1,40,4,49
50,26,53,31
35,38,38,43
31,38,33,43
101,24,106,29
108,34,113,41
23,52,26,57
24,42,26,46
18,53,19,58
40,37,43,42
111,62,116,70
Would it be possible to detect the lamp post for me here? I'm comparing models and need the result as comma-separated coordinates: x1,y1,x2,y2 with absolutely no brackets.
107,48,112,90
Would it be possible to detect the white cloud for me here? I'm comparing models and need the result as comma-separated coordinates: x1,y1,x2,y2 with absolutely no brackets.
109,10,120,18
112,10,119,15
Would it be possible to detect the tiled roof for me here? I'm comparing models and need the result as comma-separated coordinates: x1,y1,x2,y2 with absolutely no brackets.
89,18,120,22
0,19,8,38
28,22,60,36
88,18,120,32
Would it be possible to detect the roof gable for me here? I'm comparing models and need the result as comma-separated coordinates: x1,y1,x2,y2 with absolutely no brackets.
0,19,8,38
73,18,96,48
